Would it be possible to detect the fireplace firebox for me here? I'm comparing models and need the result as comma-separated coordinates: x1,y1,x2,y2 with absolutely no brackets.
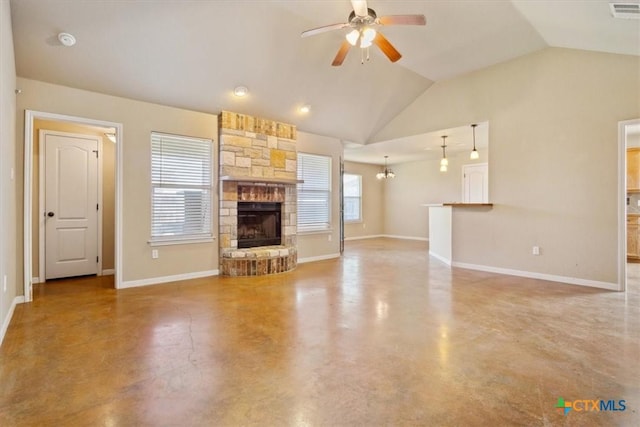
237,202,282,248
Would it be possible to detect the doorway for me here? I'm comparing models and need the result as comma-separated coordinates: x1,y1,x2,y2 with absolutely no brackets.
23,111,123,301
620,118,640,292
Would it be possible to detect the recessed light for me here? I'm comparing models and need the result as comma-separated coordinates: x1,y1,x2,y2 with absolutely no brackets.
233,86,249,97
300,104,311,113
58,32,76,47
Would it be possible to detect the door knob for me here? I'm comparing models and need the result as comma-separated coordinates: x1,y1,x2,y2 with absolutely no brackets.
47,212,55,217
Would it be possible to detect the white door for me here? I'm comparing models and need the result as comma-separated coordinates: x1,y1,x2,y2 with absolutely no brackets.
44,132,99,280
463,163,489,203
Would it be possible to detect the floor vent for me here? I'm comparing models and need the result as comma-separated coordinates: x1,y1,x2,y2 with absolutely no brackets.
610,2,640,19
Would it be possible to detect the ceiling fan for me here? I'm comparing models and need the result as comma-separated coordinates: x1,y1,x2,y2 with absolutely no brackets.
301,0,426,66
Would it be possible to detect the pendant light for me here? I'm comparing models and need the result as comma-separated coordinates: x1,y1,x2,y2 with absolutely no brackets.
376,155,395,179
440,135,448,172
470,123,479,160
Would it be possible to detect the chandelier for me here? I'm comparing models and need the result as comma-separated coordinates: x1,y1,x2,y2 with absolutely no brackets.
376,155,395,179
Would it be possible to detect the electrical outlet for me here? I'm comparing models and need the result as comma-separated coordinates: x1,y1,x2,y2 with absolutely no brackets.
532,246,540,256
152,249,159,259
3,275,7,292
328,234,332,242
362,223,366,229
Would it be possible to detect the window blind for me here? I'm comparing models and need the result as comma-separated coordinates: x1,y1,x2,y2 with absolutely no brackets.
297,153,331,232
150,132,213,241
343,173,362,222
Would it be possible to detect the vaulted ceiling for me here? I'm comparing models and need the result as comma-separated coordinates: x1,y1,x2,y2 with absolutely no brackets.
9,0,640,147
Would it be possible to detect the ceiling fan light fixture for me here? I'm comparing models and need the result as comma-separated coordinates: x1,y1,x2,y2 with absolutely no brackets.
362,27,376,43
346,29,360,46
301,2,426,66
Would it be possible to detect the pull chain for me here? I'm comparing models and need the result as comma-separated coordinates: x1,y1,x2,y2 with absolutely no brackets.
361,47,371,64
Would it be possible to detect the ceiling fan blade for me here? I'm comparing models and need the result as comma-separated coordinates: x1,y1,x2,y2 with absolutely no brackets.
378,15,426,26
301,22,349,38
332,40,351,66
373,32,402,63
351,0,369,17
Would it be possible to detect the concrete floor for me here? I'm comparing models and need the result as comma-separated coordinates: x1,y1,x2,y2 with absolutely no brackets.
1,238,638,426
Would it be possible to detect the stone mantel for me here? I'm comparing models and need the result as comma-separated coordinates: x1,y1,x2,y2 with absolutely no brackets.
219,176,303,185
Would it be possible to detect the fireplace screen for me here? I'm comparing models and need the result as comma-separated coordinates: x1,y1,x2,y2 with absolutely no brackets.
237,202,282,248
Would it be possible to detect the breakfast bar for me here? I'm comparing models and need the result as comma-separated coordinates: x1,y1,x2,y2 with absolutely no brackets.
423,203,493,265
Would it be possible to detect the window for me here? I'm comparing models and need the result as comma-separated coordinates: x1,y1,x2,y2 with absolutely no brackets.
150,132,213,244
297,153,331,232
343,173,362,222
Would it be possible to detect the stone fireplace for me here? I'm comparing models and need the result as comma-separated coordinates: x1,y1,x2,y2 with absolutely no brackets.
218,111,298,276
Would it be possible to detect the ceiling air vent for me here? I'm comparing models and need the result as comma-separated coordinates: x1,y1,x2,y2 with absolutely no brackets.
609,2,640,19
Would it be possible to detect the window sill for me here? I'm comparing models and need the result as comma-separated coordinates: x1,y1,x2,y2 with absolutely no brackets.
297,229,333,236
148,237,215,247
344,220,363,224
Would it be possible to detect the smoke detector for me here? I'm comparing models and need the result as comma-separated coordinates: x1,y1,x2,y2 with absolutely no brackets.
57,32,76,47
609,2,640,19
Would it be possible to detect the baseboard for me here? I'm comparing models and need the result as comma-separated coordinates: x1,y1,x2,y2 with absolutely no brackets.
119,269,219,289
451,261,620,291
101,269,115,276
298,253,341,264
344,235,428,242
1,296,25,348
382,235,429,242
429,250,452,266
32,277,40,284
344,235,385,241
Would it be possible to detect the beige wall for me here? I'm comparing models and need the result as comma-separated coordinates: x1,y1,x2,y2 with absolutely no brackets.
31,120,116,278
295,131,342,260
343,161,384,239
16,78,219,286
373,48,640,284
1,0,18,336
383,149,488,239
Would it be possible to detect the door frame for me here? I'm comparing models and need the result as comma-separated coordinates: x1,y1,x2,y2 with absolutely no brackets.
618,118,640,292
38,130,103,283
23,110,123,301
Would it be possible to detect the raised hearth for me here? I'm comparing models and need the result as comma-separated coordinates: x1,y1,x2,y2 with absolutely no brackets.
221,245,296,277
